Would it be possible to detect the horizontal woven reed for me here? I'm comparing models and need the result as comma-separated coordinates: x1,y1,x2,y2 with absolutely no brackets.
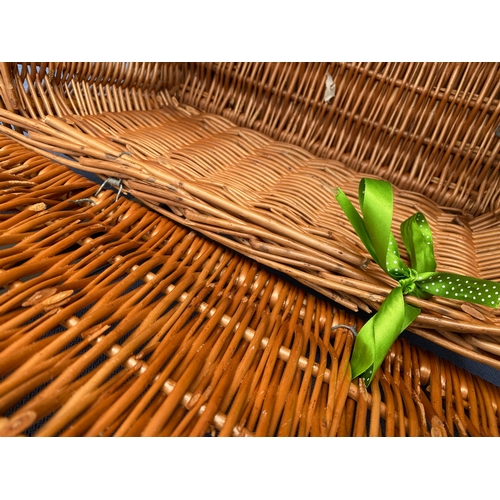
1,63,500,389
2,62,500,216
1,101,500,370
2,137,500,437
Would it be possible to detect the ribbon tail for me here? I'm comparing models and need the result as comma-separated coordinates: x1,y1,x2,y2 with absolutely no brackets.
416,272,500,308
350,287,421,385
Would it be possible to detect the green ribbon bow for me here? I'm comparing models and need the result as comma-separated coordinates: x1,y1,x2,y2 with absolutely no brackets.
335,178,500,386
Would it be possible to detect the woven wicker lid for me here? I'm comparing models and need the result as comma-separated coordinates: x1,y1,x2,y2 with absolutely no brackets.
1,63,500,435
1,136,499,437
1,101,499,370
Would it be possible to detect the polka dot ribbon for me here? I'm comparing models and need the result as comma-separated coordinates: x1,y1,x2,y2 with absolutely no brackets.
335,178,500,386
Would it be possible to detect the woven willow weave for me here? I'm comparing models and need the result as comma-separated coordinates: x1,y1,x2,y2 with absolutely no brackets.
1,136,499,437
1,97,500,367
0,62,500,436
2,63,499,213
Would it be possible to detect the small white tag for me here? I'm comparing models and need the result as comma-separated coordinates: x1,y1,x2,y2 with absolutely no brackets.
324,73,336,102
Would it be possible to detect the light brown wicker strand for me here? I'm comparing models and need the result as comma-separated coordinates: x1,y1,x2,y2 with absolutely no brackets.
2,105,500,368
0,116,500,434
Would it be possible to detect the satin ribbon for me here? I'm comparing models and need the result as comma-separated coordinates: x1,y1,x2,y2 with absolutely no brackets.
335,178,500,386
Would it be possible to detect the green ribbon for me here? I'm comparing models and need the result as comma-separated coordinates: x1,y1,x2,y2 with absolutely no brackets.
335,178,500,386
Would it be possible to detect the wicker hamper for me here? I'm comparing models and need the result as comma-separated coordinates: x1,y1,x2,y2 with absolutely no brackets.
0,62,500,436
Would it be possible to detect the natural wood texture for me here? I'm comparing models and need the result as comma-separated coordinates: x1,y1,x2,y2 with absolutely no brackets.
1,101,500,369
0,62,500,418
1,137,499,437
2,62,499,215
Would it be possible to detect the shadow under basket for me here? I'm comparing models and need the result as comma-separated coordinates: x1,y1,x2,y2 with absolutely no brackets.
0,62,500,436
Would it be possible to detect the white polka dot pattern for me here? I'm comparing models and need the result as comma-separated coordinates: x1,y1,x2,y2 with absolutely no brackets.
418,273,500,307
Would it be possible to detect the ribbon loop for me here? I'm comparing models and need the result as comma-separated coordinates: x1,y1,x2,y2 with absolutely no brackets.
400,212,436,273
335,179,500,386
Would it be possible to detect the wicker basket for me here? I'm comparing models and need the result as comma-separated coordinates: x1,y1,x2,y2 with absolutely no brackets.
1,135,499,437
0,62,500,436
